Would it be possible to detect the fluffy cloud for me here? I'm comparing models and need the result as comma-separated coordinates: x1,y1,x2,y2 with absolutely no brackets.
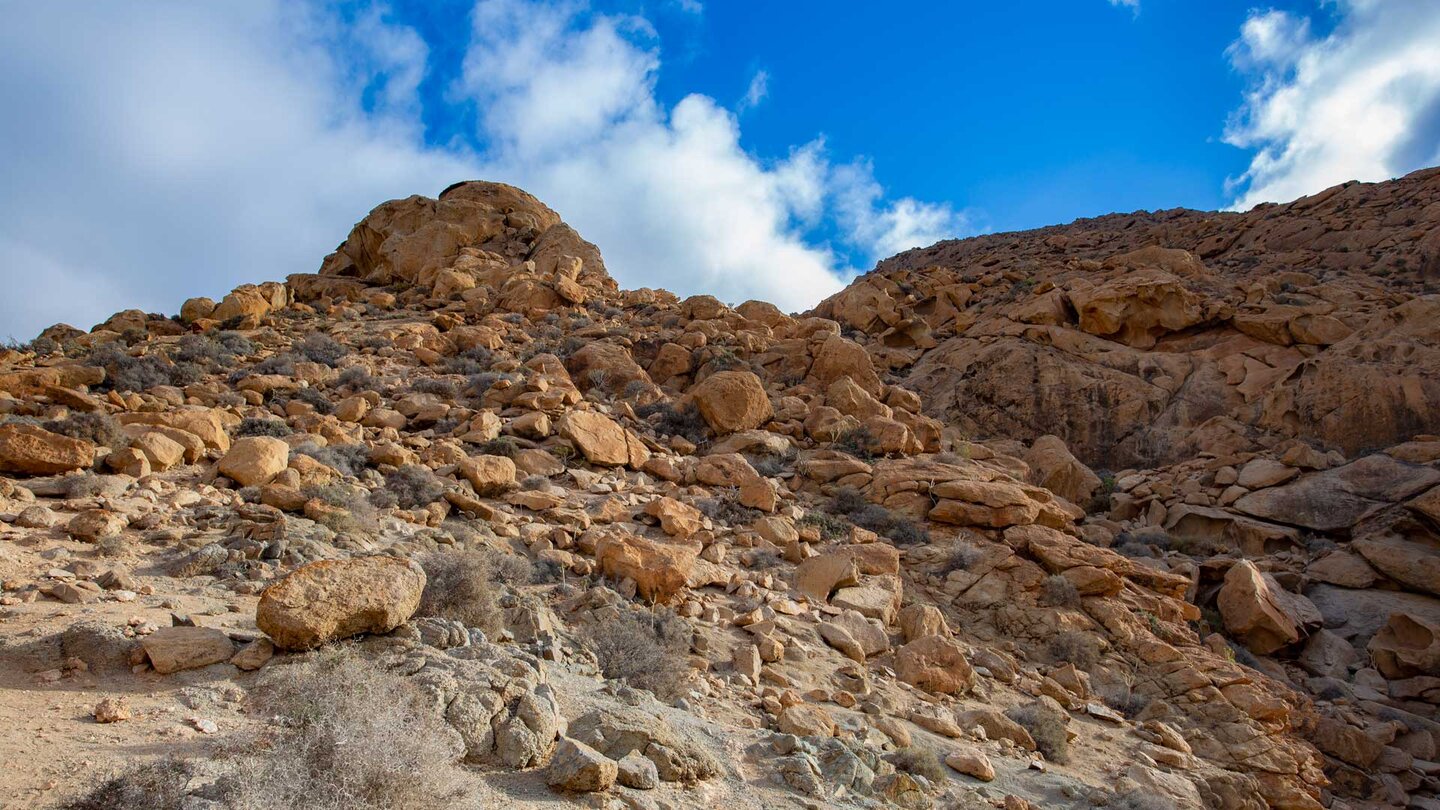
0,2,474,339
1225,1,1440,209
0,0,967,339
460,0,971,308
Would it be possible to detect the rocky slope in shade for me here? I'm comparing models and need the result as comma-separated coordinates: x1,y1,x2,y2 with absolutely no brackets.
813,166,1440,469
0,177,1436,810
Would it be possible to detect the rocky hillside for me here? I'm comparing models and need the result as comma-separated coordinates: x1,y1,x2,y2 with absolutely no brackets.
0,176,1435,810
815,166,1440,469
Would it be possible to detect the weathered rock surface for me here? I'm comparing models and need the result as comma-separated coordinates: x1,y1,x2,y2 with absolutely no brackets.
257,557,426,650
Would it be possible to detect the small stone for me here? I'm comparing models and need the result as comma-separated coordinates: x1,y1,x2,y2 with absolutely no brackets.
616,751,658,790
546,738,617,793
93,697,131,723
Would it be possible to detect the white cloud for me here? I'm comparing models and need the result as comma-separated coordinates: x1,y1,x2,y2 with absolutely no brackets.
1108,0,1140,15
0,0,968,338
1225,1,1440,209
738,69,769,113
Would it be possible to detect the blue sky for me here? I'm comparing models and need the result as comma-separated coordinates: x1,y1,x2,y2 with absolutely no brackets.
2,0,1437,338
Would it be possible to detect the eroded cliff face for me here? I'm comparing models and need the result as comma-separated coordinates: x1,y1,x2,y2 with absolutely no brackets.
814,166,1440,469
0,175,1436,809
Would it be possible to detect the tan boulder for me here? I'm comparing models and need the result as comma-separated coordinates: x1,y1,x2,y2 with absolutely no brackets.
0,424,95,475
458,454,517,495
930,478,1042,527
644,496,703,537
899,603,949,642
1023,435,1101,505
794,551,860,603
547,738,617,793
141,627,237,674
131,431,186,472
217,436,290,486
808,334,883,396
690,370,772,434
1368,613,1440,679
559,411,649,468
1068,268,1208,349
594,534,696,602
256,557,426,650
825,377,892,421
895,635,976,695
1217,560,1320,654
777,704,837,737
945,749,995,782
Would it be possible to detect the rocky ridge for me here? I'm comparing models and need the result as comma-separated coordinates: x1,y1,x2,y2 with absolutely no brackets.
0,175,1435,809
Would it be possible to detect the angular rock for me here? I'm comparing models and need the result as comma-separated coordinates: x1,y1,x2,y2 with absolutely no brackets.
141,627,236,674
257,557,426,650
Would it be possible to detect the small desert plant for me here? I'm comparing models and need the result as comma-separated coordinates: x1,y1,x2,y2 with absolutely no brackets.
43,412,128,448
1098,682,1151,720
417,549,531,634
292,443,370,477
825,486,930,545
1048,630,1101,670
832,426,876,460
444,346,494,376
410,378,458,398
249,353,297,377
374,465,447,510
61,758,196,810
294,333,349,367
889,746,948,784
474,436,520,457
939,543,983,575
236,417,292,438
697,492,762,527
302,483,379,536
64,473,108,499
1005,701,1070,764
336,366,373,391
85,343,186,392
225,646,467,809
1040,574,1081,608
636,401,708,444
622,379,650,399
585,606,692,699
749,448,797,478
800,510,850,541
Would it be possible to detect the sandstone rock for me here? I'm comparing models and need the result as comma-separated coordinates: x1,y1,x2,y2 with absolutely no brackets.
140,627,236,674
1218,560,1320,654
945,749,995,781
616,751,658,790
257,557,426,650
1353,533,1440,598
66,509,127,541
1369,613,1440,679
594,534,696,602
644,496,703,537
547,738,617,793
690,370,772,434
217,436,290,486
458,454,517,495
1234,454,1440,531
93,697,131,723
1068,268,1208,349
559,411,649,468
777,704,836,737
794,551,860,603
0,424,94,475
1023,434,1101,505
895,635,975,695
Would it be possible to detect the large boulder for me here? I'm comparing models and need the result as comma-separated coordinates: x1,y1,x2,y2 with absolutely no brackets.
1234,453,1440,532
458,454,517,495
558,411,649,468
1067,267,1210,349
594,534,696,602
894,635,976,695
0,424,95,475
547,738,617,793
140,627,236,674
690,371,772,434
217,436,290,487
1368,612,1440,679
1023,434,1101,505
1217,560,1320,654
257,557,426,650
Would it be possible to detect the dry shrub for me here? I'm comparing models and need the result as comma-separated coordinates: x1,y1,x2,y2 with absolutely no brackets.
889,746,948,783
225,646,467,809
43,412,128,448
1040,574,1081,608
584,605,692,699
416,549,531,634
1006,701,1070,764
1049,630,1102,670
61,758,195,810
